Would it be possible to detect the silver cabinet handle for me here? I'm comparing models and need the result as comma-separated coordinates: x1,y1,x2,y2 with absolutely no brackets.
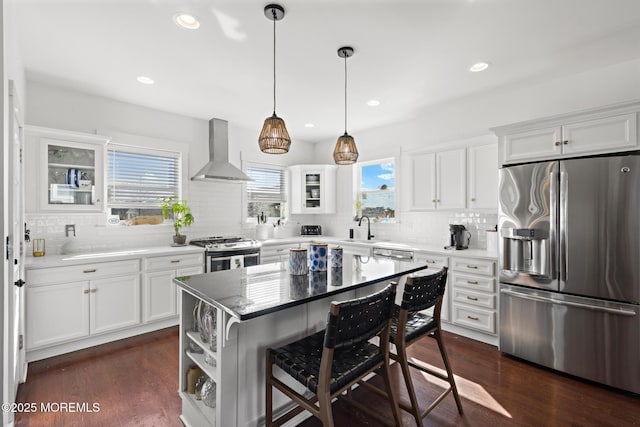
563,140,568,145
91,289,97,293
467,315,479,321
554,141,561,146
466,265,478,269
425,260,436,264
467,280,478,284
470,198,476,202
83,289,90,294
83,269,97,273
466,296,478,301
171,260,180,263
500,289,637,316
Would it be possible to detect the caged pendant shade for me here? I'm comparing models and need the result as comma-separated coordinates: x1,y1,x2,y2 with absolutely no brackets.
259,4,291,154
333,46,359,165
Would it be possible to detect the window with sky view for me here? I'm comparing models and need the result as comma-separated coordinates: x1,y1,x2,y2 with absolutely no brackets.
358,160,395,222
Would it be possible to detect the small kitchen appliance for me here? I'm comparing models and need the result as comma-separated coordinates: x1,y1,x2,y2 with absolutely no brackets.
447,224,471,250
189,236,261,272
300,225,322,236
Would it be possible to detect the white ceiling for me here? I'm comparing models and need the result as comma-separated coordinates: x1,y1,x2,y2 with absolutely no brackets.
15,0,640,143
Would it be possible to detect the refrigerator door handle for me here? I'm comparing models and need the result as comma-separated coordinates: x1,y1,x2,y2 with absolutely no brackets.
549,169,559,280
559,170,568,283
500,289,637,316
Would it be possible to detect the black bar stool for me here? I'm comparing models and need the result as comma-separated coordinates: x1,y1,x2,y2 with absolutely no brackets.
265,283,403,427
390,267,463,425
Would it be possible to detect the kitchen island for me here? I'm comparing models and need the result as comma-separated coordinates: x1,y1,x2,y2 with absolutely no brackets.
174,254,429,427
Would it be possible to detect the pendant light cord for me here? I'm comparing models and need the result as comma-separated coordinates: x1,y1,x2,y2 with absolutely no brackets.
344,50,348,134
272,10,277,115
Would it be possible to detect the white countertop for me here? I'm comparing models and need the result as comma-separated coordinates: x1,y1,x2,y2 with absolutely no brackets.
25,245,205,269
259,236,498,260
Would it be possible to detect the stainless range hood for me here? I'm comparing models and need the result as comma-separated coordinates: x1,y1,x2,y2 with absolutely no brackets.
191,118,252,182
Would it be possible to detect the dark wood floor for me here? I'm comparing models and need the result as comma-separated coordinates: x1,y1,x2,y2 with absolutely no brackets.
15,327,639,427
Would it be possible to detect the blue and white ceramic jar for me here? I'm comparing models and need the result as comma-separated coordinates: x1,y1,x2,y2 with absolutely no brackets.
308,243,328,272
330,246,343,268
289,248,308,275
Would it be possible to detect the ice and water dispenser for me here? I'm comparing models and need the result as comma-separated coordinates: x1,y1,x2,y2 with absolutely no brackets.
501,228,551,278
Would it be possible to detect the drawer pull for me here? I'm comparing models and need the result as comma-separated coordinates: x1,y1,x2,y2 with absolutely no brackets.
83,269,97,273
426,260,436,264
83,289,90,294
467,315,479,321
91,289,97,293
171,260,181,263
467,280,478,285
466,265,478,269
466,296,478,301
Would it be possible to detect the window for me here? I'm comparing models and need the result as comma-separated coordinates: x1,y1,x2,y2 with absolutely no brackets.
356,159,396,223
246,164,287,220
107,144,181,219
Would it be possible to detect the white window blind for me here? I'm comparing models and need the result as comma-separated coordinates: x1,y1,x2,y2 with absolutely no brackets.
108,144,180,208
247,165,286,204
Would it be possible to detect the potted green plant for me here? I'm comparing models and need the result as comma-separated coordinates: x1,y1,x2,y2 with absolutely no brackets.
160,196,194,245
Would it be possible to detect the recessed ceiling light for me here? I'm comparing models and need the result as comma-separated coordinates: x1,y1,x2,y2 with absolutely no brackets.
304,123,315,128
469,62,490,72
367,100,381,107
174,13,200,30
136,76,155,85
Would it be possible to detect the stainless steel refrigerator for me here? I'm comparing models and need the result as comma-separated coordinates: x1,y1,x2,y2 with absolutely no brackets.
498,154,640,394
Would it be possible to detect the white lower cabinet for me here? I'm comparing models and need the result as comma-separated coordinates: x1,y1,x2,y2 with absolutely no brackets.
26,273,141,349
143,254,204,323
26,281,90,349
414,251,449,322
449,257,497,335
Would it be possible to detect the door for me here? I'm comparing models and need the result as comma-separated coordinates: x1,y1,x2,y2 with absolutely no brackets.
90,275,141,334
468,143,498,209
498,161,558,290
502,125,562,164
560,155,640,303
436,148,466,209
143,270,177,322
26,282,91,349
6,82,25,417
500,284,640,394
409,151,436,210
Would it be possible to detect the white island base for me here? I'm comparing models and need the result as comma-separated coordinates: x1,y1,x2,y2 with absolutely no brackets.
178,285,381,427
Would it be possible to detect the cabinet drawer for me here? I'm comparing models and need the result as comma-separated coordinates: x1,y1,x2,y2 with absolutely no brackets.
28,259,140,286
451,257,495,276
452,304,496,334
144,253,204,271
415,253,448,268
450,272,495,292
452,288,495,310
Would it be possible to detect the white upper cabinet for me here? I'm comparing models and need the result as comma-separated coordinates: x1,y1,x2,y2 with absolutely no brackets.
436,148,467,210
493,102,640,165
289,165,337,214
26,126,110,212
467,143,498,209
405,148,466,210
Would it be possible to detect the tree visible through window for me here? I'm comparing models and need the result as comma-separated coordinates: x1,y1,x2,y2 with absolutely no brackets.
357,159,395,222
246,164,287,220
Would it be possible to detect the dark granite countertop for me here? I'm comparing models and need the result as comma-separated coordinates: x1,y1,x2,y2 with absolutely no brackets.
174,255,430,321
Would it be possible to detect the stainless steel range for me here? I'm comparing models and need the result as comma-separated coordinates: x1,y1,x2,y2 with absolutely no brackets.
190,236,261,272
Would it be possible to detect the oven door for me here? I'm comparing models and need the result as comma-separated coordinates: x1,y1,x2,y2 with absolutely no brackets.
206,249,261,272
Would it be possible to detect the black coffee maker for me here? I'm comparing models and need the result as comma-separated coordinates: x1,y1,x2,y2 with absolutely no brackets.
449,224,471,250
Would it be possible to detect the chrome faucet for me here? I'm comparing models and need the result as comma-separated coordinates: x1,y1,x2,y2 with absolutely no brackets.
358,216,375,240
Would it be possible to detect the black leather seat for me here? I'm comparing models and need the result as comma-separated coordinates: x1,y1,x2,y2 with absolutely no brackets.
390,267,464,425
266,283,403,427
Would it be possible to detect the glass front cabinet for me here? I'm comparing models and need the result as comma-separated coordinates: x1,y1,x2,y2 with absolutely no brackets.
27,126,109,212
289,165,337,214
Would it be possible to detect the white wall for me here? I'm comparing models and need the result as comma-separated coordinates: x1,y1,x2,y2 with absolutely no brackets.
24,81,318,253
313,58,640,247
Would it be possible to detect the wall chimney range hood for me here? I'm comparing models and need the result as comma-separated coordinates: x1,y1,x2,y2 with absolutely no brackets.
191,118,252,182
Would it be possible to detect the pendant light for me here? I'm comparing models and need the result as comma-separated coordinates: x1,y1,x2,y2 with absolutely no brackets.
259,4,291,154
333,46,359,165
